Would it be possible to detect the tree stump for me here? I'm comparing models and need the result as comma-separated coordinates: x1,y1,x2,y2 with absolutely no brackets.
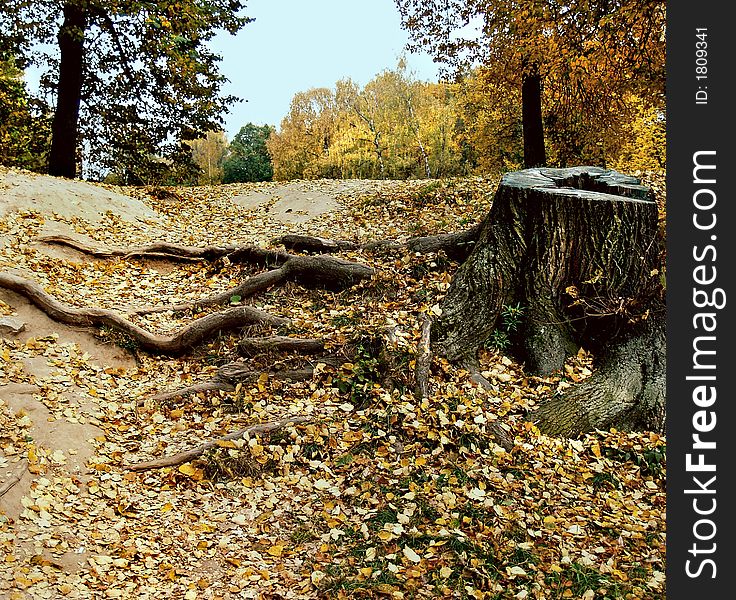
434,167,665,436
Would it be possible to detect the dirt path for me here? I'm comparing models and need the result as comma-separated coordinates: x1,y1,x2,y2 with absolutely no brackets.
0,169,363,533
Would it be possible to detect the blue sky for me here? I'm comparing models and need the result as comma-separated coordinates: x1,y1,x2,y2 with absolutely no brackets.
210,0,441,138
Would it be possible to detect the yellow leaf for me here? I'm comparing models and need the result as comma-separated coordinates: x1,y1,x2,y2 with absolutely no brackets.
267,543,287,557
215,440,238,448
250,443,264,457
403,546,421,563
378,530,393,541
311,570,326,585
257,372,269,392
343,430,363,443
178,464,204,480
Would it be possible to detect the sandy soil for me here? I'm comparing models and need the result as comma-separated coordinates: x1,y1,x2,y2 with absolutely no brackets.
0,167,361,525
231,179,370,224
0,169,155,525
0,168,163,225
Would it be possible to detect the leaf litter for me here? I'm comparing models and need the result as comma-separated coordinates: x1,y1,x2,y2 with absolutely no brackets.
0,175,665,599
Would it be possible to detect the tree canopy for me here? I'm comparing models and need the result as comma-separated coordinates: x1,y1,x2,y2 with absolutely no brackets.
0,0,251,179
394,0,666,167
264,59,664,181
267,63,465,180
223,123,275,183
0,50,49,170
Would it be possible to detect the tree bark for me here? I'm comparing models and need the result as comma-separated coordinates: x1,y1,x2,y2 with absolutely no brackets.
272,224,482,262
151,363,316,404
434,167,665,436
521,64,546,169
36,235,374,293
49,3,87,178
530,317,665,436
0,272,288,356
126,416,310,471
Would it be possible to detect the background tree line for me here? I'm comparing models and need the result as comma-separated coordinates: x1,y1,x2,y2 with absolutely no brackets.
262,61,663,182
1,1,664,183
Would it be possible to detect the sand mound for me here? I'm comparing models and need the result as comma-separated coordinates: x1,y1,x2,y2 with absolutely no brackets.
0,167,162,224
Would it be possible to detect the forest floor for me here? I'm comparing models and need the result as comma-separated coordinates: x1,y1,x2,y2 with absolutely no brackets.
0,166,665,599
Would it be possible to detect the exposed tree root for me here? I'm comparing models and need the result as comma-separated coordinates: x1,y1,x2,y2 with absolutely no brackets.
35,235,240,261
415,316,433,400
273,223,481,261
37,235,374,317
274,234,359,254
151,360,316,403
459,357,496,392
129,267,289,315
150,381,232,404
238,335,325,357
404,224,482,261
413,317,514,452
126,416,310,471
0,272,288,356
530,319,665,437
37,234,373,290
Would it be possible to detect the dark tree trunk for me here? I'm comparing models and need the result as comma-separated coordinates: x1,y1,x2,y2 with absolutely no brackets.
434,167,665,436
521,65,546,168
49,3,87,179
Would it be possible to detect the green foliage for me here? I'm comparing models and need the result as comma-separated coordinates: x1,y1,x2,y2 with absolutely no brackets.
333,341,382,409
222,123,275,183
202,447,262,480
96,325,139,355
0,51,49,170
601,444,666,478
0,0,252,177
545,562,624,598
486,303,525,352
410,180,443,205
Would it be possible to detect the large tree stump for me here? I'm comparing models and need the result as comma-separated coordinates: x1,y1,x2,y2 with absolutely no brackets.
434,167,665,436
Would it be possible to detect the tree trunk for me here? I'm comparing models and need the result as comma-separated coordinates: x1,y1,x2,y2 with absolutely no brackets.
531,317,665,437
434,166,665,436
49,3,87,178
521,64,546,168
